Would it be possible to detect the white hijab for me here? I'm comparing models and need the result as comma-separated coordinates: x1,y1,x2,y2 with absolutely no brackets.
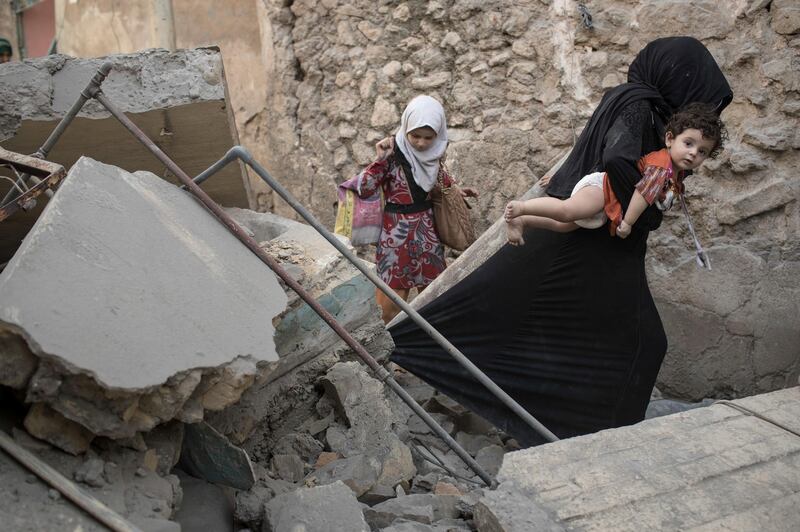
394,95,448,192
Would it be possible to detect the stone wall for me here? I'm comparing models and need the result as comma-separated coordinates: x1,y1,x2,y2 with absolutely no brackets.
257,0,800,400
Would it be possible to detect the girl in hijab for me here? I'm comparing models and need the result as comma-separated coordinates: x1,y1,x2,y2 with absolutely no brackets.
389,37,732,446
355,95,477,323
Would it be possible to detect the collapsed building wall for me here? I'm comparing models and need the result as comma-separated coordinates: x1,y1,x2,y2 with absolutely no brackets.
0,47,252,263
255,0,800,400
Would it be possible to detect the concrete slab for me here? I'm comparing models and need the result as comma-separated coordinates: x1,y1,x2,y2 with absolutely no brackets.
0,156,286,389
476,387,800,531
0,48,249,263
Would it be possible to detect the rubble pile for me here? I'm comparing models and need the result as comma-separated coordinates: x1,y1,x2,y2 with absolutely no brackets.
0,157,287,455
228,361,518,532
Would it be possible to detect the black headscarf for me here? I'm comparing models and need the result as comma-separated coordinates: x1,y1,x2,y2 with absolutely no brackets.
546,36,733,200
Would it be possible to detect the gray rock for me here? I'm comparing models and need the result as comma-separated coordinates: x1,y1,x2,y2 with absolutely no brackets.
772,0,800,35
425,395,468,420
304,454,381,497
408,412,454,436
74,457,106,488
455,432,502,457
270,454,305,483
358,484,397,506
143,421,184,476
262,481,370,532
474,445,505,477
235,478,296,528
365,494,461,530
271,432,324,464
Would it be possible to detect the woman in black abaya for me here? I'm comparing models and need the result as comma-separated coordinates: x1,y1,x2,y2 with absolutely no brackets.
389,37,733,446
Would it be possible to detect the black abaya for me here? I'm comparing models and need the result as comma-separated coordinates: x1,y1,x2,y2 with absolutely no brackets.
388,37,733,446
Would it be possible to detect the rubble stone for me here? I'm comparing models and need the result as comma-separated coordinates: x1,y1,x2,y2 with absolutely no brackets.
23,403,94,455
270,454,304,483
305,454,381,497
364,493,461,530
262,481,370,532
0,328,38,389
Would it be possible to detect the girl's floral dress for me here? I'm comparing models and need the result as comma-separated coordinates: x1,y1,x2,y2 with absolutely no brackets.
356,154,453,289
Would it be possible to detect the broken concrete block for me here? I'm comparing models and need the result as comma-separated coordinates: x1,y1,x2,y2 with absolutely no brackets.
364,493,461,530
271,432,324,464
376,436,418,489
180,421,255,490
262,481,370,532
23,403,94,455
305,454,381,497
142,421,185,476
0,156,286,444
0,48,253,264
314,451,340,469
0,328,38,389
358,484,398,506
73,456,107,488
234,477,296,530
474,445,505,477
270,454,305,483
455,431,503,458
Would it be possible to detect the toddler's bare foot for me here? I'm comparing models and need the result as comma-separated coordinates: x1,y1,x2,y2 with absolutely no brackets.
506,217,525,246
504,200,525,222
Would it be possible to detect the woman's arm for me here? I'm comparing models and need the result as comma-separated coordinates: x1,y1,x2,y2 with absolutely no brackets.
602,100,664,233
354,138,396,197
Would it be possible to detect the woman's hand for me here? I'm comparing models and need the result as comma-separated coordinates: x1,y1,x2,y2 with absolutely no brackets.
459,187,478,198
375,137,394,161
616,220,631,239
538,174,552,188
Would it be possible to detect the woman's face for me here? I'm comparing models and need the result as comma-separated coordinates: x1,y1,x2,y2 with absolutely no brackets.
406,127,437,152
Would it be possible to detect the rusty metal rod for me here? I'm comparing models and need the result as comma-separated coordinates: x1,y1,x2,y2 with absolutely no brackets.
0,431,143,532
1,63,111,205
92,87,496,487
192,147,560,444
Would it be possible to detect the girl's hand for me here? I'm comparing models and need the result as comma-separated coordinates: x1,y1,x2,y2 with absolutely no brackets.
616,220,631,239
459,187,478,198
375,137,394,161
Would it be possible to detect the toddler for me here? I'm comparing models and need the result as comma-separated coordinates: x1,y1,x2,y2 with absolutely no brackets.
505,103,726,244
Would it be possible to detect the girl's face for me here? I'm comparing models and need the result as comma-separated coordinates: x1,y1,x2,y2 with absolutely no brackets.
406,126,437,152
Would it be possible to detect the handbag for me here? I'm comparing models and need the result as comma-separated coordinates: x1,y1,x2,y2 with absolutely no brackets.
334,176,384,245
430,164,475,251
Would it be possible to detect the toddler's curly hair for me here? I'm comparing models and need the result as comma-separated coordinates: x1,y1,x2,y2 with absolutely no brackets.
666,102,728,158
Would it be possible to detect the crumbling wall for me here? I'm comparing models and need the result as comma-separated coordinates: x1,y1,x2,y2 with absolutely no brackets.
257,0,800,400
54,0,276,210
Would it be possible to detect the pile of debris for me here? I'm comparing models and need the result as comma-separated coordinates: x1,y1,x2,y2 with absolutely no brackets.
230,361,516,532
0,148,514,530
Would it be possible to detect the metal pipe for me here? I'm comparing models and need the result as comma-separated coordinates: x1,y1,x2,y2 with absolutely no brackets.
193,146,560,444
92,91,496,487
0,431,143,532
1,64,112,205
